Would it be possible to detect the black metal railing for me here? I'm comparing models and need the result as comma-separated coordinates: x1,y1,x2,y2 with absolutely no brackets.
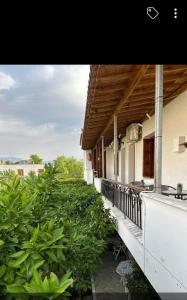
101,179,143,229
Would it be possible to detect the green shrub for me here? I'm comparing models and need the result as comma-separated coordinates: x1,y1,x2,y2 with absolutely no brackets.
61,178,86,185
0,163,115,297
126,260,160,299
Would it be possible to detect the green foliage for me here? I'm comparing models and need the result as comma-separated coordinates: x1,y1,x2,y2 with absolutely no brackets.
126,260,160,299
0,163,115,297
61,178,86,185
30,154,43,164
24,270,73,299
55,155,83,179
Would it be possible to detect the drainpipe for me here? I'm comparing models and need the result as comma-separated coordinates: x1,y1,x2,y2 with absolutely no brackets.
154,65,163,193
101,136,104,178
114,115,118,182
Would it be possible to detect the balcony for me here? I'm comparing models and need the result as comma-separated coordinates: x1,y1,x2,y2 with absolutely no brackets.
94,177,187,295
101,179,143,229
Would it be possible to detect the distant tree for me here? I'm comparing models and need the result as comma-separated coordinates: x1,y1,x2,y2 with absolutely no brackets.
30,154,43,164
5,160,12,165
55,155,83,179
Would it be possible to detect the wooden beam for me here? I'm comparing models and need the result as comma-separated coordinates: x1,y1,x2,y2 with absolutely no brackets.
120,105,154,114
95,65,150,145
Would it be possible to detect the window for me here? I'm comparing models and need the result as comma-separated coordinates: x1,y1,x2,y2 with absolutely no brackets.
18,169,24,176
143,137,154,178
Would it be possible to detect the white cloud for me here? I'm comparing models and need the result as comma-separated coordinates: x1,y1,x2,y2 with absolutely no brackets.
0,65,89,160
0,119,56,137
42,65,55,80
0,72,16,90
28,65,55,81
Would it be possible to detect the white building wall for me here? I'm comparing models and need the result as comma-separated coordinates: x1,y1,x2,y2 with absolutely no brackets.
0,164,44,176
103,191,187,295
142,192,187,293
135,90,187,189
106,148,121,182
83,90,187,187
106,148,114,180
103,90,187,187
83,150,93,184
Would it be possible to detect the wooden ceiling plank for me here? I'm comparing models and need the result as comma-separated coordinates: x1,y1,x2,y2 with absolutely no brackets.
95,65,150,145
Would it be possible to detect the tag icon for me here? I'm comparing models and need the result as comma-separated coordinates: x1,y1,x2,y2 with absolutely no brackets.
147,7,159,19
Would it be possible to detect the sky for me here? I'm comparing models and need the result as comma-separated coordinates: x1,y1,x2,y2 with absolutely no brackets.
0,65,90,160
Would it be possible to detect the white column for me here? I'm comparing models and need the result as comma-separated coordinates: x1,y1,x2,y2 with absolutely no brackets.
102,136,104,178
114,115,118,182
154,65,163,193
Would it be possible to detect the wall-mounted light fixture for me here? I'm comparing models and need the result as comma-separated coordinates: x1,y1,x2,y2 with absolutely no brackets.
173,136,186,152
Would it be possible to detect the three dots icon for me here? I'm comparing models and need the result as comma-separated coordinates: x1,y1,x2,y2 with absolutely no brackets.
174,8,177,19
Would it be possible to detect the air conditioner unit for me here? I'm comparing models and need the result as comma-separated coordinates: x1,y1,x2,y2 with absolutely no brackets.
126,123,142,143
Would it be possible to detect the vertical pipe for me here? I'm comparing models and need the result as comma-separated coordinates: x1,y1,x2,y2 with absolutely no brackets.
96,144,98,177
114,115,118,182
102,136,104,178
154,65,163,193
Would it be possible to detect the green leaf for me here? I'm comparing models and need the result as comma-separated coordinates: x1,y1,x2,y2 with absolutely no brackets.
4,269,14,283
0,265,6,278
33,269,42,286
10,250,25,258
32,260,45,271
60,272,72,284
56,278,73,294
51,228,64,243
42,276,50,291
46,251,58,262
8,252,29,268
6,284,25,293
0,224,11,230
31,253,43,260
0,240,5,246
32,225,40,243
49,272,59,288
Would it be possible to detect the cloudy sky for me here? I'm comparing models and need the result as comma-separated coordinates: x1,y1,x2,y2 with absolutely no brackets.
0,65,89,160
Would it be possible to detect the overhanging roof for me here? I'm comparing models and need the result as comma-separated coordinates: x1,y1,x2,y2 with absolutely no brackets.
81,65,187,150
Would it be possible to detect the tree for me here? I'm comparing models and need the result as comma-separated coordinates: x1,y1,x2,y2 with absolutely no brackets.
55,155,83,179
30,154,43,164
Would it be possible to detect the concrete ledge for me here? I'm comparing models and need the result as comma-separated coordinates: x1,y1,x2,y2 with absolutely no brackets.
141,192,187,213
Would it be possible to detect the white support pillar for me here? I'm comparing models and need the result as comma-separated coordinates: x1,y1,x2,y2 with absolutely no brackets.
114,115,118,182
154,65,163,193
101,136,104,178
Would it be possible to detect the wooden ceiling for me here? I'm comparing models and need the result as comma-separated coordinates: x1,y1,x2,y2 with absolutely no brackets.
81,65,187,150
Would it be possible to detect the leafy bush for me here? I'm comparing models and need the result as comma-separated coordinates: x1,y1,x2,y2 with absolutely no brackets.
61,178,86,185
126,260,160,300
0,163,115,298
55,156,83,179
